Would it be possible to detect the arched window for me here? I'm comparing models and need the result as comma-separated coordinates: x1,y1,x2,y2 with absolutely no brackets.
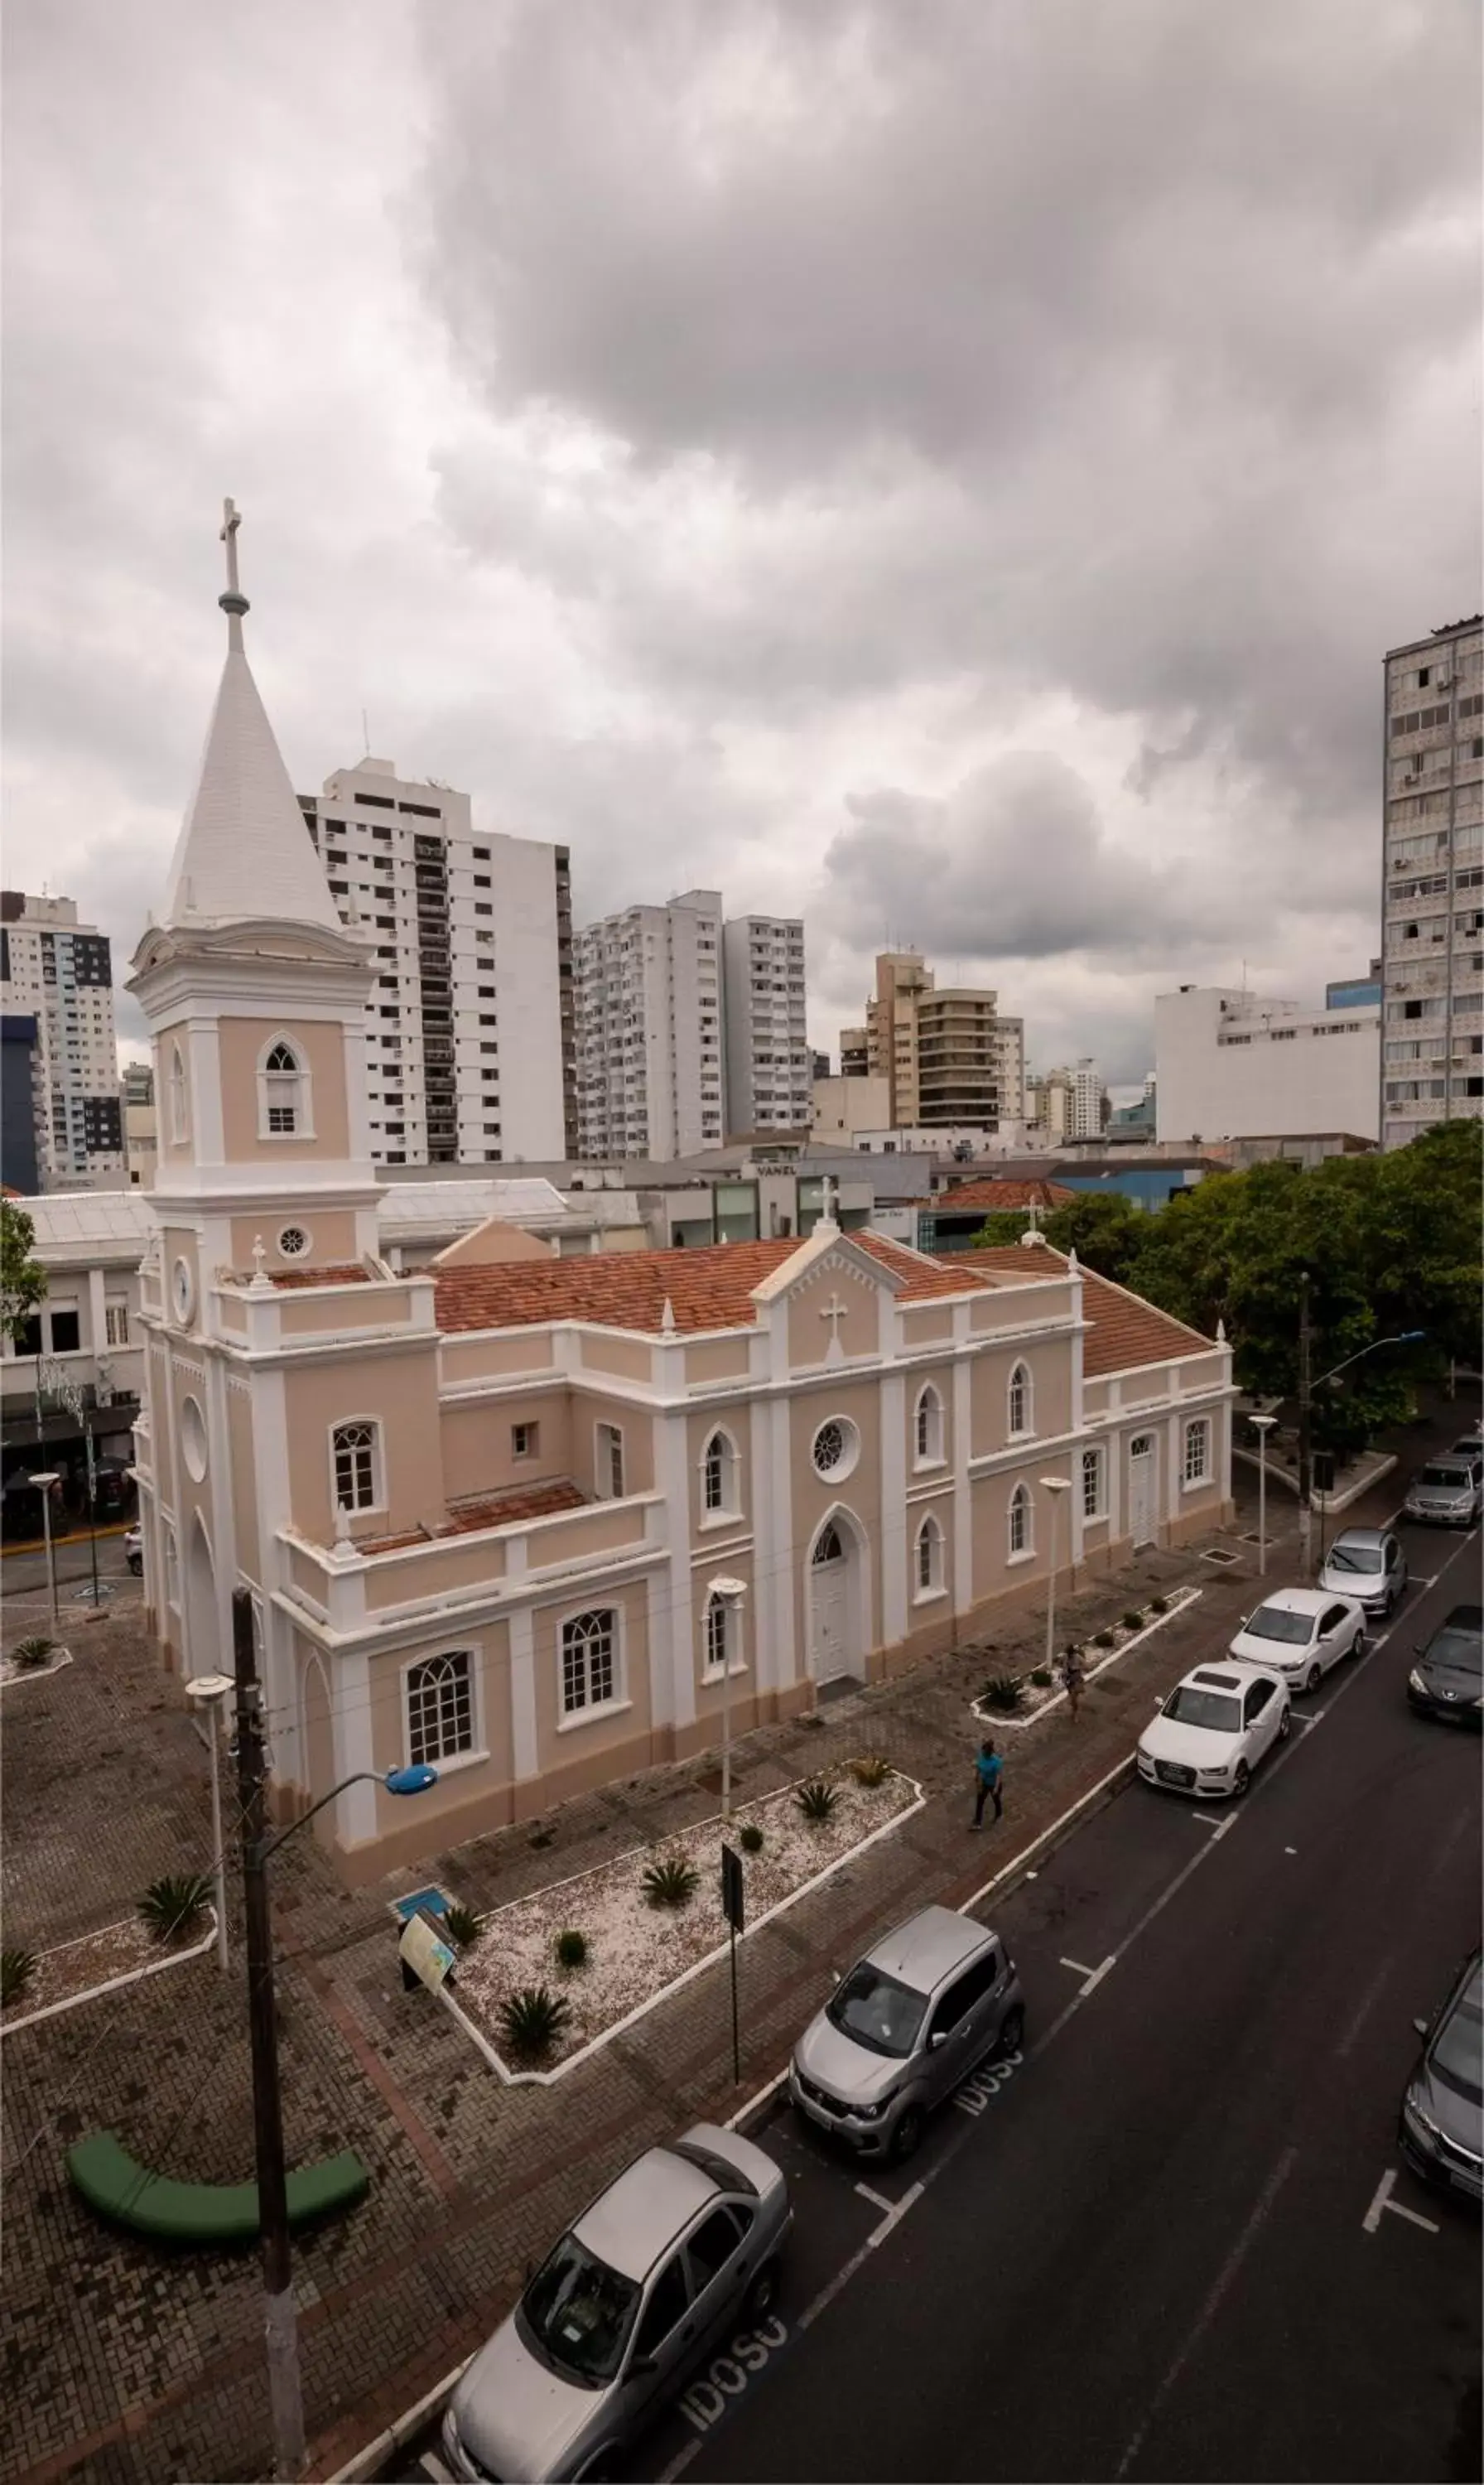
561,1608,618,1715
405,1651,473,1767
257,1035,312,1139
168,1043,190,1144
812,1520,844,1566
701,1429,740,1519
915,1512,945,1595
1007,1362,1033,1440
914,1383,944,1466
702,1592,740,1679
331,1420,381,1513
1008,1482,1033,1558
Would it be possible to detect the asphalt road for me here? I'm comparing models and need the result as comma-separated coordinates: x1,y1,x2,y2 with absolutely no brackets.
398,1513,1482,2485
1,1526,137,1614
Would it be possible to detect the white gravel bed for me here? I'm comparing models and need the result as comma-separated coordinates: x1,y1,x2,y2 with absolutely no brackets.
970,1586,1202,1732
450,1764,920,2077
0,1643,74,1688
1,1907,217,2034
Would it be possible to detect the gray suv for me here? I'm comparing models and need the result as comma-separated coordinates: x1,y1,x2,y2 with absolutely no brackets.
791,1905,1024,2162
1404,1456,1483,1527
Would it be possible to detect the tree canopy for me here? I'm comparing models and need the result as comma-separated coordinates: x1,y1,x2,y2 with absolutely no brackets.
1,1199,46,1347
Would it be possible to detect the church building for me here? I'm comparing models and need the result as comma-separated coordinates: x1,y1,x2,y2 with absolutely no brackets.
128,516,1235,1880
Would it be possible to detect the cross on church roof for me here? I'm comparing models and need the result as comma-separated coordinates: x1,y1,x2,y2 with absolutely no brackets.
219,497,249,640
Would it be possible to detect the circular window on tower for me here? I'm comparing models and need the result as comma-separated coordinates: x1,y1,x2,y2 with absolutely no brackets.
171,1257,195,1325
812,1416,860,1481
181,1393,209,1484
277,1225,311,1261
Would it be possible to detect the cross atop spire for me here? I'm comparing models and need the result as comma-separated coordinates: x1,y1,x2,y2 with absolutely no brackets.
219,498,249,647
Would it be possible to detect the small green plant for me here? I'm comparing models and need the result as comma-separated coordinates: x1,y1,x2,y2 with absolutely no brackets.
1030,1667,1053,1689
12,1634,57,1670
553,1928,589,1970
2,1946,37,2010
500,1985,571,2062
1094,1628,1116,1648
980,1674,1024,1714
796,1777,839,1824
642,1853,700,1909
442,1903,482,1951
738,1821,764,1855
848,1754,891,1788
1149,1594,1168,1615
137,1872,214,1944
1122,1609,1144,1633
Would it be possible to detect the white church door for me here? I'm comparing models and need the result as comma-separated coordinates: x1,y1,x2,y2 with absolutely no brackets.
1129,1434,1159,1547
809,1520,852,1683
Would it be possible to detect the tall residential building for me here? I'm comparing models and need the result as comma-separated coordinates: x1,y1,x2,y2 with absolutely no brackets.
1027,1065,1074,1141
575,889,725,1158
121,1061,157,1189
839,1025,870,1078
0,893,124,1189
861,952,1021,1129
1380,615,1484,1148
721,915,811,1135
1154,988,1378,1145
297,759,575,1167
1069,1058,1106,1141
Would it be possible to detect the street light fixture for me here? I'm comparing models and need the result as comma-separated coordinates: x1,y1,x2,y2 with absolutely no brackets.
27,1470,60,1627
1249,1416,1278,1580
185,1670,234,1973
1039,1475,1073,1681
707,1575,748,1822
1298,1300,1429,1575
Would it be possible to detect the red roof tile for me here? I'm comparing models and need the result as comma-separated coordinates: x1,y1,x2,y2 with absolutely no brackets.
266,1262,372,1290
951,1242,1217,1376
359,1477,586,1553
931,1177,1078,1213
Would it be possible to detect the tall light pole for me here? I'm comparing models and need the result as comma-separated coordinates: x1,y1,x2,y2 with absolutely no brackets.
28,1470,60,1627
1039,1476,1072,1678
186,1670,234,1973
707,1575,748,1822
1250,1415,1277,1579
1298,1273,1313,1578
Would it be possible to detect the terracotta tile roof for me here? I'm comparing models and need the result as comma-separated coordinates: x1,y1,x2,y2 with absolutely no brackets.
951,1242,1217,1375
929,1177,1078,1213
359,1477,586,1552
435,1229,992,1337
266,1262,372,1290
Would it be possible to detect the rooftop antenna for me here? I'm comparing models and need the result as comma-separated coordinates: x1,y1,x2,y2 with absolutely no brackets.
361,707,371,757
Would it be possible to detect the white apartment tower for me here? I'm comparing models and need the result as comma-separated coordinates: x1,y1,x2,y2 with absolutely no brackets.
0,892,125,1189
1069,1058,1106,1141
1380,615,1484,1148
297,760,576,1166
722,915,811,1136
575,890,725,1159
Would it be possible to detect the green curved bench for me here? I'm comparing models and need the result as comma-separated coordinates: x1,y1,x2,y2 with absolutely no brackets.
66,2130,369,2244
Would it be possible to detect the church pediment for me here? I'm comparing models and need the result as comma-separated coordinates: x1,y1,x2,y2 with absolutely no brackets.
752,1232,900,1369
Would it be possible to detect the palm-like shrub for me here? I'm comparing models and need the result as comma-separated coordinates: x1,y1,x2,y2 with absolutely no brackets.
553,1928,589,1970
738,1822,764,1855
980,1674,1023,1714
848,1754,891,1788
795,1776,838,1825
137,1872,214,1944
642,1853,700,1909
442,1903,482,1951
2,1946,37,2009
12,1634,57,1670
500,1985,571,2062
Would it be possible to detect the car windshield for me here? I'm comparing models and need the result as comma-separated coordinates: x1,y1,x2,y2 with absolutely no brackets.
1162,1686,1241,1735
1430,1973,1484,2108
1243,1608,1314,1646
1424,1628,1483,1678
518,2233,639,2388
1327,1542,1381,1574
1419,1464,1469,1489
826,1961,928,2059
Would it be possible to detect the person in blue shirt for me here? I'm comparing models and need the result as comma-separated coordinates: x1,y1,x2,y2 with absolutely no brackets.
971,1740,1004,1828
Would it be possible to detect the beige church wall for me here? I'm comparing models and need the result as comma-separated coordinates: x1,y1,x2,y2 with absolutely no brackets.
787,1378,884,1662
363,1532,508,1610
686,1554,764,1738
225,1383,259,1575
227,1211,360,1276
968,1279,1072,1335
901,1303,954,1347
441,1331,556,1383
218,1016,350,1162
159,1230,201,1329
570,1392,655,1497
441,1392,574,1502
147,1341,173,1474
970,1339,1071,1456
687,1402,754,1533
277,1286,413,1339
153,1037,193,1165
1082,1374,1111,1418
970,1466,1058,1602
283,1352,446,1544
905,1360,955,1466
683,1336,752,1387
364,1622,515,1827
578,1333,653,1383
526,1497,650,1569
785,1256,879,1368
1178,1353,1225,1393
530,1580,658,1808
287,1542,330,1607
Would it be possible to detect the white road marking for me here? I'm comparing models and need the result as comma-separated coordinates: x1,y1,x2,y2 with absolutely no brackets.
797,2181,923,2332
1336,1956,1395,2059
1284,1846,1298,1855
1114,2147,1298,2479
1059,1956,1098,1978
854,2182,893,2213
417,2455,453,2483
659,2437,703,2481
1362,2166,1440,2236
866,2179,923,2248
1058,1953,1115,1996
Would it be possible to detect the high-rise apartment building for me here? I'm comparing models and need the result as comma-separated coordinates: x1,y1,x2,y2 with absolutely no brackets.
721,915,811,1135
575,889,725,1158
297,758,575,1166
1070,1058,1106,1141
839,1025,870,1078
0,893,124,1189
861,951,1021,1130
1380,615,1484,1148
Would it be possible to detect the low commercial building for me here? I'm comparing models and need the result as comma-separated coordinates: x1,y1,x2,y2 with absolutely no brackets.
1154,984,1380,1146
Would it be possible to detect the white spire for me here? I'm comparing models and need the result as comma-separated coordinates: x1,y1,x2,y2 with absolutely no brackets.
159,501,344,937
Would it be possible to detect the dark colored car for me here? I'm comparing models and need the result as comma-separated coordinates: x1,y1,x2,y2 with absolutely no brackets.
1407,1605,1482,1727
1400,1948,1483,2202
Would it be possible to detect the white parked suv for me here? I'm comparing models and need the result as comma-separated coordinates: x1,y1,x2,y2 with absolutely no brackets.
1228,1588,1366,1692
1138,1659,1291,1799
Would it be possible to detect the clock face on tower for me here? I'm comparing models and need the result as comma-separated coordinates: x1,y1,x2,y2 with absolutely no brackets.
171,1257,195,1325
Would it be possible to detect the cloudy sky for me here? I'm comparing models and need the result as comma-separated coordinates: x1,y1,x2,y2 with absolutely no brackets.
5,0,1480,1086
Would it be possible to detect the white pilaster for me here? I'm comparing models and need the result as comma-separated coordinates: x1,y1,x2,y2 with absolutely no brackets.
508,1602,538,1779
656,1409,695,1731
86,1267,108,1360
767,1392,796,1688
952,1354,974,1612
880,1368,907,1647
334,1647,378,1844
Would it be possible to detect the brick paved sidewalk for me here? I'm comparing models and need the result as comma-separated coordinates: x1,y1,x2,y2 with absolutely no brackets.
0,1436,1430,2485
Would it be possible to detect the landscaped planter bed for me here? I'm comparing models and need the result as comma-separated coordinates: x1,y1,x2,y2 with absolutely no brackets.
442,1764,923,2083
971,1585,1202,1732
1,1908,217,2035
1,1643,74,1688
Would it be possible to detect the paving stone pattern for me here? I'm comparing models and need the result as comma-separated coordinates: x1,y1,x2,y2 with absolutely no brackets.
0,1469,1367,2484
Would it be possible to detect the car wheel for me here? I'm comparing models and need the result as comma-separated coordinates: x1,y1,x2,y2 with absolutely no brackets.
1232,1759,1252,1795
997,2005,1025,2058
1305,1662,1322,1692
890,2105,926,2163
743,2257,782,2325
1278,1706,1291,1740
1352,1629,1366,1659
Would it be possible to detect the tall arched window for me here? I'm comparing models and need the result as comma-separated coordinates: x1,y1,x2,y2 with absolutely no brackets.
703,1592,740,1679
914,1383,944,1466
405,1651,473,1767
1007,1362,1033,1440
701,1428,740,1518
257,1035,311,1138
168,1043,190,1144
1008,1482,1033,1558
915,1512,944,1595
561,1608,618,1715
331,1420,381,1513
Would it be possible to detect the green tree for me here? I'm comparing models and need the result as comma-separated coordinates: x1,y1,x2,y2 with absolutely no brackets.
0,1200,46,1349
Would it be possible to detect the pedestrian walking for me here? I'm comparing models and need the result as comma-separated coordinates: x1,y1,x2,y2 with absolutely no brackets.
1063,1643,1085,1723
971,1739,1004,1828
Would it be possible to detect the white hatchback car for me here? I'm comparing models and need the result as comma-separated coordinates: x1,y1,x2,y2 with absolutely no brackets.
1228,1588,1366,1692
1138,1659,1291,1799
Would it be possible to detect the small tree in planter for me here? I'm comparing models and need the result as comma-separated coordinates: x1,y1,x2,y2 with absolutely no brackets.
1093,1629,1115,1648
1122,1610,1144,1633
12,1635,59,1671
442,1903,482,1951
796,1777,838,1824
642,1853,700,1909
553,1928,589,1970
847,1754,891,1788
138,1873,213,1944
738,1822,764,1855
980,1674,1024,1714
1149,1594,1168,1615
501,1985,570,2063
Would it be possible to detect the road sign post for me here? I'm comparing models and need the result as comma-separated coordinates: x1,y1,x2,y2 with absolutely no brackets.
720,1843,744,2085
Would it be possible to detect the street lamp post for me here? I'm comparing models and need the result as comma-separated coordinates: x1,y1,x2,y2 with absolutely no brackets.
1298,1312,1428,1578
186,1671,234,1972
28,1470,60,1627
707,1575,748,1822
1250,1415,1277,1579
1040,1476,1072,1678
230,1588,436,2477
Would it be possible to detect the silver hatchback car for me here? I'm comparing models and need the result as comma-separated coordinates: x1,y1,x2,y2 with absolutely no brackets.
442,2124,789,2484
1318,1525,1409,1617
791,1904,1024,2162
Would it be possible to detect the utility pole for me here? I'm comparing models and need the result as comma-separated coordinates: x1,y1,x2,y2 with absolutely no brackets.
231,1587,304,2477
1297,1271,1313,1579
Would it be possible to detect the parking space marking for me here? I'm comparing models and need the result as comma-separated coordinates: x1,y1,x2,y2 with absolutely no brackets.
1059,1953,1115,1996
854,2182,893,2214
1361,2166,1440,2236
